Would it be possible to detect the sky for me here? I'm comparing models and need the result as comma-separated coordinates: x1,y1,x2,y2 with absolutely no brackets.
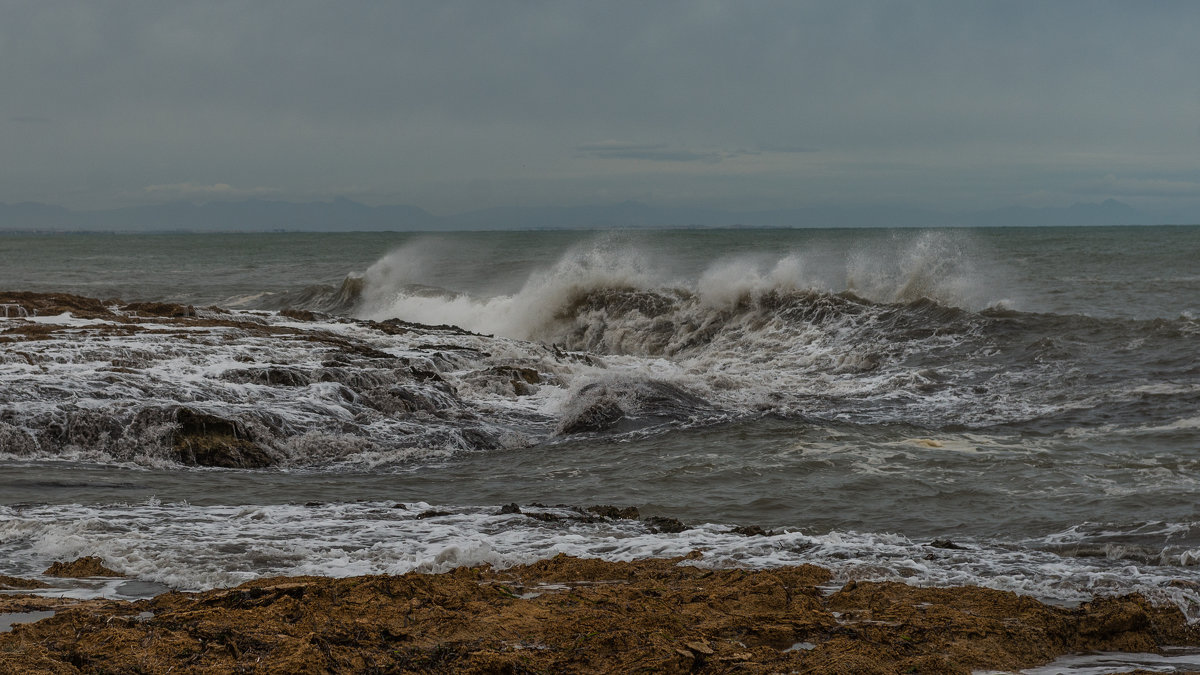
2,1,1199,217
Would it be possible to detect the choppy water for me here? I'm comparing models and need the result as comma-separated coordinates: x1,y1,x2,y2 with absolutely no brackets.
2,226,1200,625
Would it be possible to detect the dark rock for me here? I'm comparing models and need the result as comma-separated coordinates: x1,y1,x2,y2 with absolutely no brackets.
223,367,311,387
364,384,455,415
171,409,275,469
408,367,442,382
587,505,641,520
416,510,452,519
279,308,316,321
525,511,563,523
392,503,408,510
558,397,625,434
122,301,195,318
729,525,773,537
304,501,324,507
928,539,967,550
44,556,123,578
498,503,522,515
557,380,712,435
644,516,688,534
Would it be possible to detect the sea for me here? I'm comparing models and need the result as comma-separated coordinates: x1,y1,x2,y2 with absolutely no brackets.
2,226,1199,623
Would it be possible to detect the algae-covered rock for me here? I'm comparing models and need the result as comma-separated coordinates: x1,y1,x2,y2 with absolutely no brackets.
2,556,1197,674
171,408,274,468
43,556,122,578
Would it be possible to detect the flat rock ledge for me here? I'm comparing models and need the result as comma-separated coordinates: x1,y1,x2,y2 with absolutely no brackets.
2,554,1198,674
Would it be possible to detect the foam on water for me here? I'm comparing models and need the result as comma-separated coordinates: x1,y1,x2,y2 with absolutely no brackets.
4,500,1200,620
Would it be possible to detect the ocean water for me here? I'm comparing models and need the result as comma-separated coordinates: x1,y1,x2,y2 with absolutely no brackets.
2,226,1200,621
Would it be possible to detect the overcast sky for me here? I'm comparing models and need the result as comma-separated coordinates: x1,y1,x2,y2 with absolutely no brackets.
2,1,1199,216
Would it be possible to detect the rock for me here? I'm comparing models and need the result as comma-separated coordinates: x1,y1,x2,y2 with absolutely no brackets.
43,556,123,578
644,516,688,534
586,505,640,520
416,510,452,519
171,409,275,469
558,397,624,434
0,291,114,319
279,308,316,321
222,367,311,387
122,301,195,318
0,575,51,590
498,503,522,515
729,525,773,537
1,556,1197,674
928,538,967,550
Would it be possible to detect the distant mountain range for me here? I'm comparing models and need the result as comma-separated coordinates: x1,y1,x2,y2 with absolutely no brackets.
0,196,1182,232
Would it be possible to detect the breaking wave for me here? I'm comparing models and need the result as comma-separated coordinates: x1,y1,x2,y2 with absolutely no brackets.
351,231,1007,349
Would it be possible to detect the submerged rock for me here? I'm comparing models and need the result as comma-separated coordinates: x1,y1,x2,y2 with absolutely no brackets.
43,556,122,578
0,575,51,590
586,505,641,520
556,380,712,435
644,515,688,533
929,539,968,550
729,524,774,537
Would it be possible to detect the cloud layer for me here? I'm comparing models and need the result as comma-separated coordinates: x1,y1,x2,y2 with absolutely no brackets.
1,1,1198,217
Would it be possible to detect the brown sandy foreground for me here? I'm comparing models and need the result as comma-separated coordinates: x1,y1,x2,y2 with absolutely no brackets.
3,555,1200,674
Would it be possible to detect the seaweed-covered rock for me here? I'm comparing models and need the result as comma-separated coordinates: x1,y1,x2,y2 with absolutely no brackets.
644,515,688,533
586,505,641,520
43,556,123,578
3,556,1197,674
171,409,274,468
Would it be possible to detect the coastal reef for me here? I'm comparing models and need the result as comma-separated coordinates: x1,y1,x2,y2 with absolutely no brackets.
2,555,1197,674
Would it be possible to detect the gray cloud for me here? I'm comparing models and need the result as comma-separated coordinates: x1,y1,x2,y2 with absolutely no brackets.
575,141,732,163
0,1,1197,216
9,115,52,124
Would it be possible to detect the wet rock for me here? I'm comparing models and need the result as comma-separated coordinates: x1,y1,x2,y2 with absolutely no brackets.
279,308,316,321
498,503,522,515
2,556,1198,674
222,367,312,387
0,291,115,319
43,556,123,578
525,511,563,523
0,575,51,590
469,365,543,396
558,396,625,434
586,505,641,520
122,301,195,318
363,384,456,415
928,538,967,550
643,516,688,534
729,525,774,537
0,422,38,456
416,510,452,519
557,380,713,435
171,409,275,469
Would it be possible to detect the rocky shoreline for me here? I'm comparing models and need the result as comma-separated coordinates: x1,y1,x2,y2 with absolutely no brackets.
2,555,1199,674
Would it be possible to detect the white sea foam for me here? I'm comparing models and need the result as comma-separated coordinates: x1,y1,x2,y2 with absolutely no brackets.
4,500,1200,620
